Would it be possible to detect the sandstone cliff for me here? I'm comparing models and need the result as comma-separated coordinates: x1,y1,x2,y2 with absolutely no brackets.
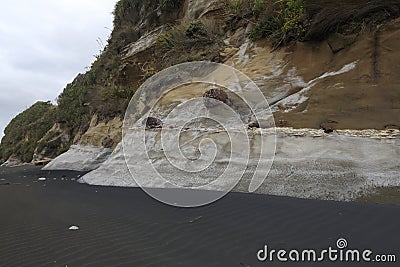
1,0,399,165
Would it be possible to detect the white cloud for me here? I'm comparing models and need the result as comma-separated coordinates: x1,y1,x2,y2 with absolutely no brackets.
0,0,118,139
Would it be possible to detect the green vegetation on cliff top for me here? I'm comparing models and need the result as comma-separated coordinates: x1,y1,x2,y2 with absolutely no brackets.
226,0,400,48
0,102,56,163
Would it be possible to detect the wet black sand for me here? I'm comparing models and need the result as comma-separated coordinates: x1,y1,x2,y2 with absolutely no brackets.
0,165,399,266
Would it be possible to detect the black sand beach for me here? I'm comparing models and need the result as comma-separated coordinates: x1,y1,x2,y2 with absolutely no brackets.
0,165,399,266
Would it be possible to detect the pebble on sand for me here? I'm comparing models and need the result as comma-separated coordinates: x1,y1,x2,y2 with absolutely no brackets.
68,226,80,231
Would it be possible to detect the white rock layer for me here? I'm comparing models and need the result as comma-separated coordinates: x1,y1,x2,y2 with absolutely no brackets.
79,142,136,186
42,145,112,172
79,129,400,201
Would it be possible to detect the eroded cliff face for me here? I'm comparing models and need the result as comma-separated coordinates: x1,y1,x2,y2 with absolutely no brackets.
103,0,400,136
38,16,400,166
273,20,400,130
73,0,400,202
226,19,400,130
1,0,189,164
2,0,400,167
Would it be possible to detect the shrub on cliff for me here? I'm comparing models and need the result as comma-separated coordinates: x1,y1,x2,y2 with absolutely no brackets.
249,0,309,47
56,85,90,131
304,0,400,40
226,0,400,48
155,18,224,66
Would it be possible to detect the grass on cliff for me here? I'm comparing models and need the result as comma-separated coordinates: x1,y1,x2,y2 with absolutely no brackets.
304,0,400,40
0,102,56,162
87,0,185,88
51,0,187,135
61,0,188,119
225,0,400,48
57,84,90,131
225,0,309,47
156,19,225,63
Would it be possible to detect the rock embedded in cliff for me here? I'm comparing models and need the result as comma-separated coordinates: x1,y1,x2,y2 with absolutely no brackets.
320,120,338,134
248,121,260,129
248,120,274,129
145,117,163,129
203,88,231,108
384,124,400,130
277,120,289,127
323,127,334,134
101,135,114,148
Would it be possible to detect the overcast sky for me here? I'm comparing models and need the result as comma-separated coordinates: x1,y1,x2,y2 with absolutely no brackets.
0,0,118,139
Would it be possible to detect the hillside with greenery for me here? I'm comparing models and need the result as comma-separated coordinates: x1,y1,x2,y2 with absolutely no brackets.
1,0,399,163
0,102,56,163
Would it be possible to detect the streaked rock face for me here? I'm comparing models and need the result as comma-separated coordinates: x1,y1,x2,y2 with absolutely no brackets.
32,122,71,164
185,0,221,19
79,142,135,187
